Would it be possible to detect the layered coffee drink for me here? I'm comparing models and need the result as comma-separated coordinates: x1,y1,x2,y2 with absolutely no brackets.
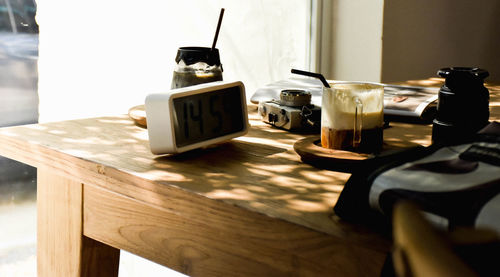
321,112,383,153
321,83,384,153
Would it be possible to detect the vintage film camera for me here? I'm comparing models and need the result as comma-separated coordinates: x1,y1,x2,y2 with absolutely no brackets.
258,89,321,131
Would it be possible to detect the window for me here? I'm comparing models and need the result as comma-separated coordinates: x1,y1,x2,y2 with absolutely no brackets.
0,0,38,275
1,1,318,275
36,1,313,122
0,0,38,34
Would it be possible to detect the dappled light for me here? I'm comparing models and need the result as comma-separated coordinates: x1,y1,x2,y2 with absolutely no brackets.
386,79,500,148
399,77,445,87
0,78,498,243
384,123,433,147
487,84,500,119
0,111,355,236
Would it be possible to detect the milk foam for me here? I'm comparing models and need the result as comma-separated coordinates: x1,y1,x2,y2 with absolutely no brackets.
322,85,383,130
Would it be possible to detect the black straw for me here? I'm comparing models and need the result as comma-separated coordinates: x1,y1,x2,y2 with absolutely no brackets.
211,8,225,50
291,68,330,88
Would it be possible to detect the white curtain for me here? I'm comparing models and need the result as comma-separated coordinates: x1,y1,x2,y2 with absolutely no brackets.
36,0,311,123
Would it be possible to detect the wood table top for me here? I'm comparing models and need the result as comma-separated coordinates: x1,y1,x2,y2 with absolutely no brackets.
0,78,498,273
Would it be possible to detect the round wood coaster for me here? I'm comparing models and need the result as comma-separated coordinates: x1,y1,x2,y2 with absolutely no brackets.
128,105,147,128
293,136,410,172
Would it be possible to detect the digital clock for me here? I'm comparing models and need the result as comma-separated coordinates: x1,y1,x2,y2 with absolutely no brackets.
145,81,249,154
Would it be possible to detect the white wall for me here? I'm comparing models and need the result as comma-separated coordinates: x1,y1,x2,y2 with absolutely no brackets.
321,0,384,82
324,0,500,83
381,0,500,82
36,0,310,122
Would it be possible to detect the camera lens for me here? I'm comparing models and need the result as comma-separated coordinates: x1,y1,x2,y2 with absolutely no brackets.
432,67,490,145
280,89,312,107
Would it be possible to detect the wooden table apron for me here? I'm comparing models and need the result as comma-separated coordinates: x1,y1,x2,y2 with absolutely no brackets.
0,79,498,276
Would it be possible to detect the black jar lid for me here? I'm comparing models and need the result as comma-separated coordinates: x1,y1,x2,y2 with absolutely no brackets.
438,67,489,79
175,47,221,66
438,67,489,90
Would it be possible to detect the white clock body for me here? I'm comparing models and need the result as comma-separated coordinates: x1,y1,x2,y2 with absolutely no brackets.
145,81,249,154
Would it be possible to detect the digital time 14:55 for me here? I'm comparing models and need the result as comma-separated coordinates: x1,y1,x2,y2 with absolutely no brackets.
172,86,245,147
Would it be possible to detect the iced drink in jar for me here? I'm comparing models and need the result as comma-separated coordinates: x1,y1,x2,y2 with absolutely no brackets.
171,47,223,89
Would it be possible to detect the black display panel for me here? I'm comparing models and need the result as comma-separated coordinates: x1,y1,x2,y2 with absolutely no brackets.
173,86,245,147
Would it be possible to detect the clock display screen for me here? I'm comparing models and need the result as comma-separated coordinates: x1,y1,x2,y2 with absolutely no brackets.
172,86,245,147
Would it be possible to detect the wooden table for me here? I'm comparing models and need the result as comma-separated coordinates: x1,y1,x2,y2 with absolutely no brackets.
0,79,498,276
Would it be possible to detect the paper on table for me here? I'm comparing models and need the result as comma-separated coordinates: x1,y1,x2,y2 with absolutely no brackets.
251,78,439,121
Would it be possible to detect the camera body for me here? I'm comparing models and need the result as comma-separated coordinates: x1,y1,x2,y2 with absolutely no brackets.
258,90,321,131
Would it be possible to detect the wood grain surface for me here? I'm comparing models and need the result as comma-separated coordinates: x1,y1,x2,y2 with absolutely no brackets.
37,169,120,276
0,79,498,276
84,183,383,276
128,105,147,128
293,136,422,172
37,169,83,276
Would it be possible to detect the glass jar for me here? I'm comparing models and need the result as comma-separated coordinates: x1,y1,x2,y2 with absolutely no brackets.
171,47,223,89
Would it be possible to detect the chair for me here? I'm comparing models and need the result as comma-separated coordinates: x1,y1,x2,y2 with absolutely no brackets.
392,201,499,277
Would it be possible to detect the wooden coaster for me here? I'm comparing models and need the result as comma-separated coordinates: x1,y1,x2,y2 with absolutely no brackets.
293,136,410,172
128,105,147,128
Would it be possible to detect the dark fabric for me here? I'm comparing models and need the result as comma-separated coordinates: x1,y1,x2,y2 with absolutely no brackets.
333,122,500,230
333,145,437,229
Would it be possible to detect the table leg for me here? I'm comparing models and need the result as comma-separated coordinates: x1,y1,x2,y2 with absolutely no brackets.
37,169,120,276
